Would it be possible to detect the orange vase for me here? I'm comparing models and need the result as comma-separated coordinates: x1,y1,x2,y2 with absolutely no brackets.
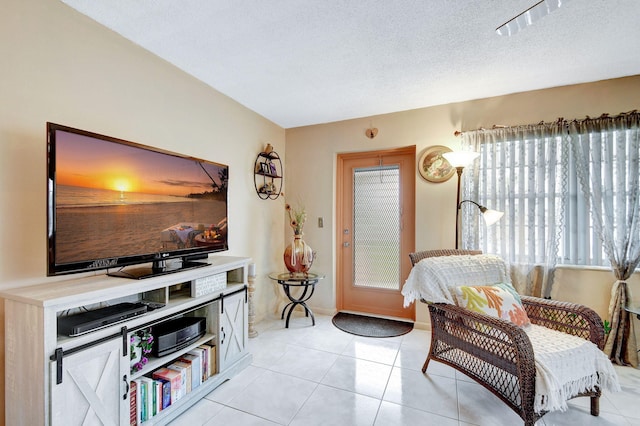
284,234,314,273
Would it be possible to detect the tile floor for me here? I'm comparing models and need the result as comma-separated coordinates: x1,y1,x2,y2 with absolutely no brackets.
169,314,640,426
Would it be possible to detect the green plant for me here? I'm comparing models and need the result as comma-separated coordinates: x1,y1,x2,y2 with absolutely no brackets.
130,328,154,373
603,319,611,336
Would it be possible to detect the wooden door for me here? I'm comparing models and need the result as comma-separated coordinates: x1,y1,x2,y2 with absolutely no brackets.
336,146,415,320
50,337,128,426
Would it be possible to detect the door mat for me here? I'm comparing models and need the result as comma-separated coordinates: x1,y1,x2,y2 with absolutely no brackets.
332,312,413,338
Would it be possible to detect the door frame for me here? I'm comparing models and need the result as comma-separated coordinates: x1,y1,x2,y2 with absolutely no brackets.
335,146,416,320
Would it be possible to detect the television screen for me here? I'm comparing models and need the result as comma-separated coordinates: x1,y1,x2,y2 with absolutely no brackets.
47,123,229,278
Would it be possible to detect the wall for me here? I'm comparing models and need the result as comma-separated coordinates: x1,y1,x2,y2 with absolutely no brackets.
553,266,640,321
285,75,640,329
1,0,285,420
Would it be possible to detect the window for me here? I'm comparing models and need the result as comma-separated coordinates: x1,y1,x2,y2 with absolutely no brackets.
475,135,609,267
464,118,639,271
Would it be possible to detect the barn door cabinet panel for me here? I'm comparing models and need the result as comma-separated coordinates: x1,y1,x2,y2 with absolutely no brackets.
218,290,247,371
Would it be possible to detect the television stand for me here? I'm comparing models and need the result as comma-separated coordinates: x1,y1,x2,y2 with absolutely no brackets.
108,259,210,279
1,256,251,425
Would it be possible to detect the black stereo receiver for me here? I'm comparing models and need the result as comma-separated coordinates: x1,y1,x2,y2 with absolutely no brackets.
152,316,207,357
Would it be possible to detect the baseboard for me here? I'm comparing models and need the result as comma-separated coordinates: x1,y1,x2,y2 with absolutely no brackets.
413,320,430,331
308,306,337,316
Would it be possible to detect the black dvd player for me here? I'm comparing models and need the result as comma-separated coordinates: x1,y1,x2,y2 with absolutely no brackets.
57,302,148,337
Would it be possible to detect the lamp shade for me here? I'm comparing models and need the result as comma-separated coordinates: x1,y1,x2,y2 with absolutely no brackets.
481,208,504,227
442,151,480,168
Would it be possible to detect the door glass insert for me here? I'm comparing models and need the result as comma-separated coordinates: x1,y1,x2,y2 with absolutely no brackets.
352,165,400,290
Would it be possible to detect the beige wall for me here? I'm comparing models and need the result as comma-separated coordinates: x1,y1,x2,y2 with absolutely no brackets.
286,75,640,328
553,265,640,349
1,0,286,421
553,266,640,319
1,0,286,287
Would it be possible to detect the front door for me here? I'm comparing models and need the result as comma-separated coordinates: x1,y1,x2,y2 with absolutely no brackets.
336,146,415,320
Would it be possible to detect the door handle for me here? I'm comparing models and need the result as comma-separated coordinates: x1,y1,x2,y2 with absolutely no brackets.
343,242,350,247
123,375,129,400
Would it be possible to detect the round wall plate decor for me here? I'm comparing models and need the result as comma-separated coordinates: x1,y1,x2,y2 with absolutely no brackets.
418,145,455,183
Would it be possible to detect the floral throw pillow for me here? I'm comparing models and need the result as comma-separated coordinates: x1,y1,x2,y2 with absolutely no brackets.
454,283,531,327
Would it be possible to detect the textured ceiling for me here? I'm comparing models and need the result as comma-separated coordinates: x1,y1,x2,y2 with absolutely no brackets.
60,0,640,128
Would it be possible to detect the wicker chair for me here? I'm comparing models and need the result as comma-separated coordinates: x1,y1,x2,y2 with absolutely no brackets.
409,249,604,426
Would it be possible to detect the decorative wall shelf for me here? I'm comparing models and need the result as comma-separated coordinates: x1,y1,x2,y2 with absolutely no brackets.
254,151,282,200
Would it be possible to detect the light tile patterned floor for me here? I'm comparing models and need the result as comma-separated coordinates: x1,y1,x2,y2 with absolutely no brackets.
169,314,640,426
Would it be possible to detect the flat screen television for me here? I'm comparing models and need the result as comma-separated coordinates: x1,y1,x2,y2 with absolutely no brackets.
47,123,229,279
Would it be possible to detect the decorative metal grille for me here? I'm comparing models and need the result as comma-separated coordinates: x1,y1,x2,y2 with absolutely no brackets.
352,165,400,289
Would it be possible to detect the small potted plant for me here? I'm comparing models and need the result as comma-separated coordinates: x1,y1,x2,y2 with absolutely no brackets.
130,328,154,373
603,319,611,336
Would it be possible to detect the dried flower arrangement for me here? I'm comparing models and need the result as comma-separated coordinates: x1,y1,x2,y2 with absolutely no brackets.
285,203,306,235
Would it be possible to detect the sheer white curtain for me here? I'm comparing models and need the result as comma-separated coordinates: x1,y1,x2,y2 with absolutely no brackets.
570,112,640,367
462,122,568,297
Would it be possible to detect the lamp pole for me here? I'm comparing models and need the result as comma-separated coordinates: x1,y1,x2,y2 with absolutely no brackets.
454,166,464,249
442,149,480,250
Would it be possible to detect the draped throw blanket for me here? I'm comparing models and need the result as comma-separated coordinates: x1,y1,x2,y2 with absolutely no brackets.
402,254,509,305
527,325,620,413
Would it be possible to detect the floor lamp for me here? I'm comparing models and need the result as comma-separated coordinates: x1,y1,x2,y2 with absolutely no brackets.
442,151,480,249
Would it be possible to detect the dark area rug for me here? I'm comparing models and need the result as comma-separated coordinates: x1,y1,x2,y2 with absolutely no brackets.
332,312,413,338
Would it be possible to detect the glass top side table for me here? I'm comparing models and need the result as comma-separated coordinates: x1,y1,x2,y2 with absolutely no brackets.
268,272,325,328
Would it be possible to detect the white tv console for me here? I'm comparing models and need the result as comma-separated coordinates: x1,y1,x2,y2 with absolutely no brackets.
1,256,252,425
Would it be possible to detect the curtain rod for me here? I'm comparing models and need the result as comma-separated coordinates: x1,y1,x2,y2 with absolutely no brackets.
453,110,638,136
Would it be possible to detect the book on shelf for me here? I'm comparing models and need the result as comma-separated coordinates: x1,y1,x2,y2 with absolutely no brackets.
167,362,191,396
130,379,138,426
152,368,182,405
138,378,147,422
180,352,202,390
189,347,207,382
153,379,163,416
206,342,217,376
196,345,210,379
140,377,155,421
160,379,171,410
199,341,217,376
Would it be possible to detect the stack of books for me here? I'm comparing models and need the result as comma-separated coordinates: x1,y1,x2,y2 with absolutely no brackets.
129,342,217,425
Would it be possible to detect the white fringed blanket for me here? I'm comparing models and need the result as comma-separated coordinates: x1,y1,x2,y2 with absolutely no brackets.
402,254,509,306
402,255,621,413
526,324,620,412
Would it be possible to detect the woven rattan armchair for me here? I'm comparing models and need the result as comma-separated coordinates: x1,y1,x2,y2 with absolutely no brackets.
409,249,605,426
